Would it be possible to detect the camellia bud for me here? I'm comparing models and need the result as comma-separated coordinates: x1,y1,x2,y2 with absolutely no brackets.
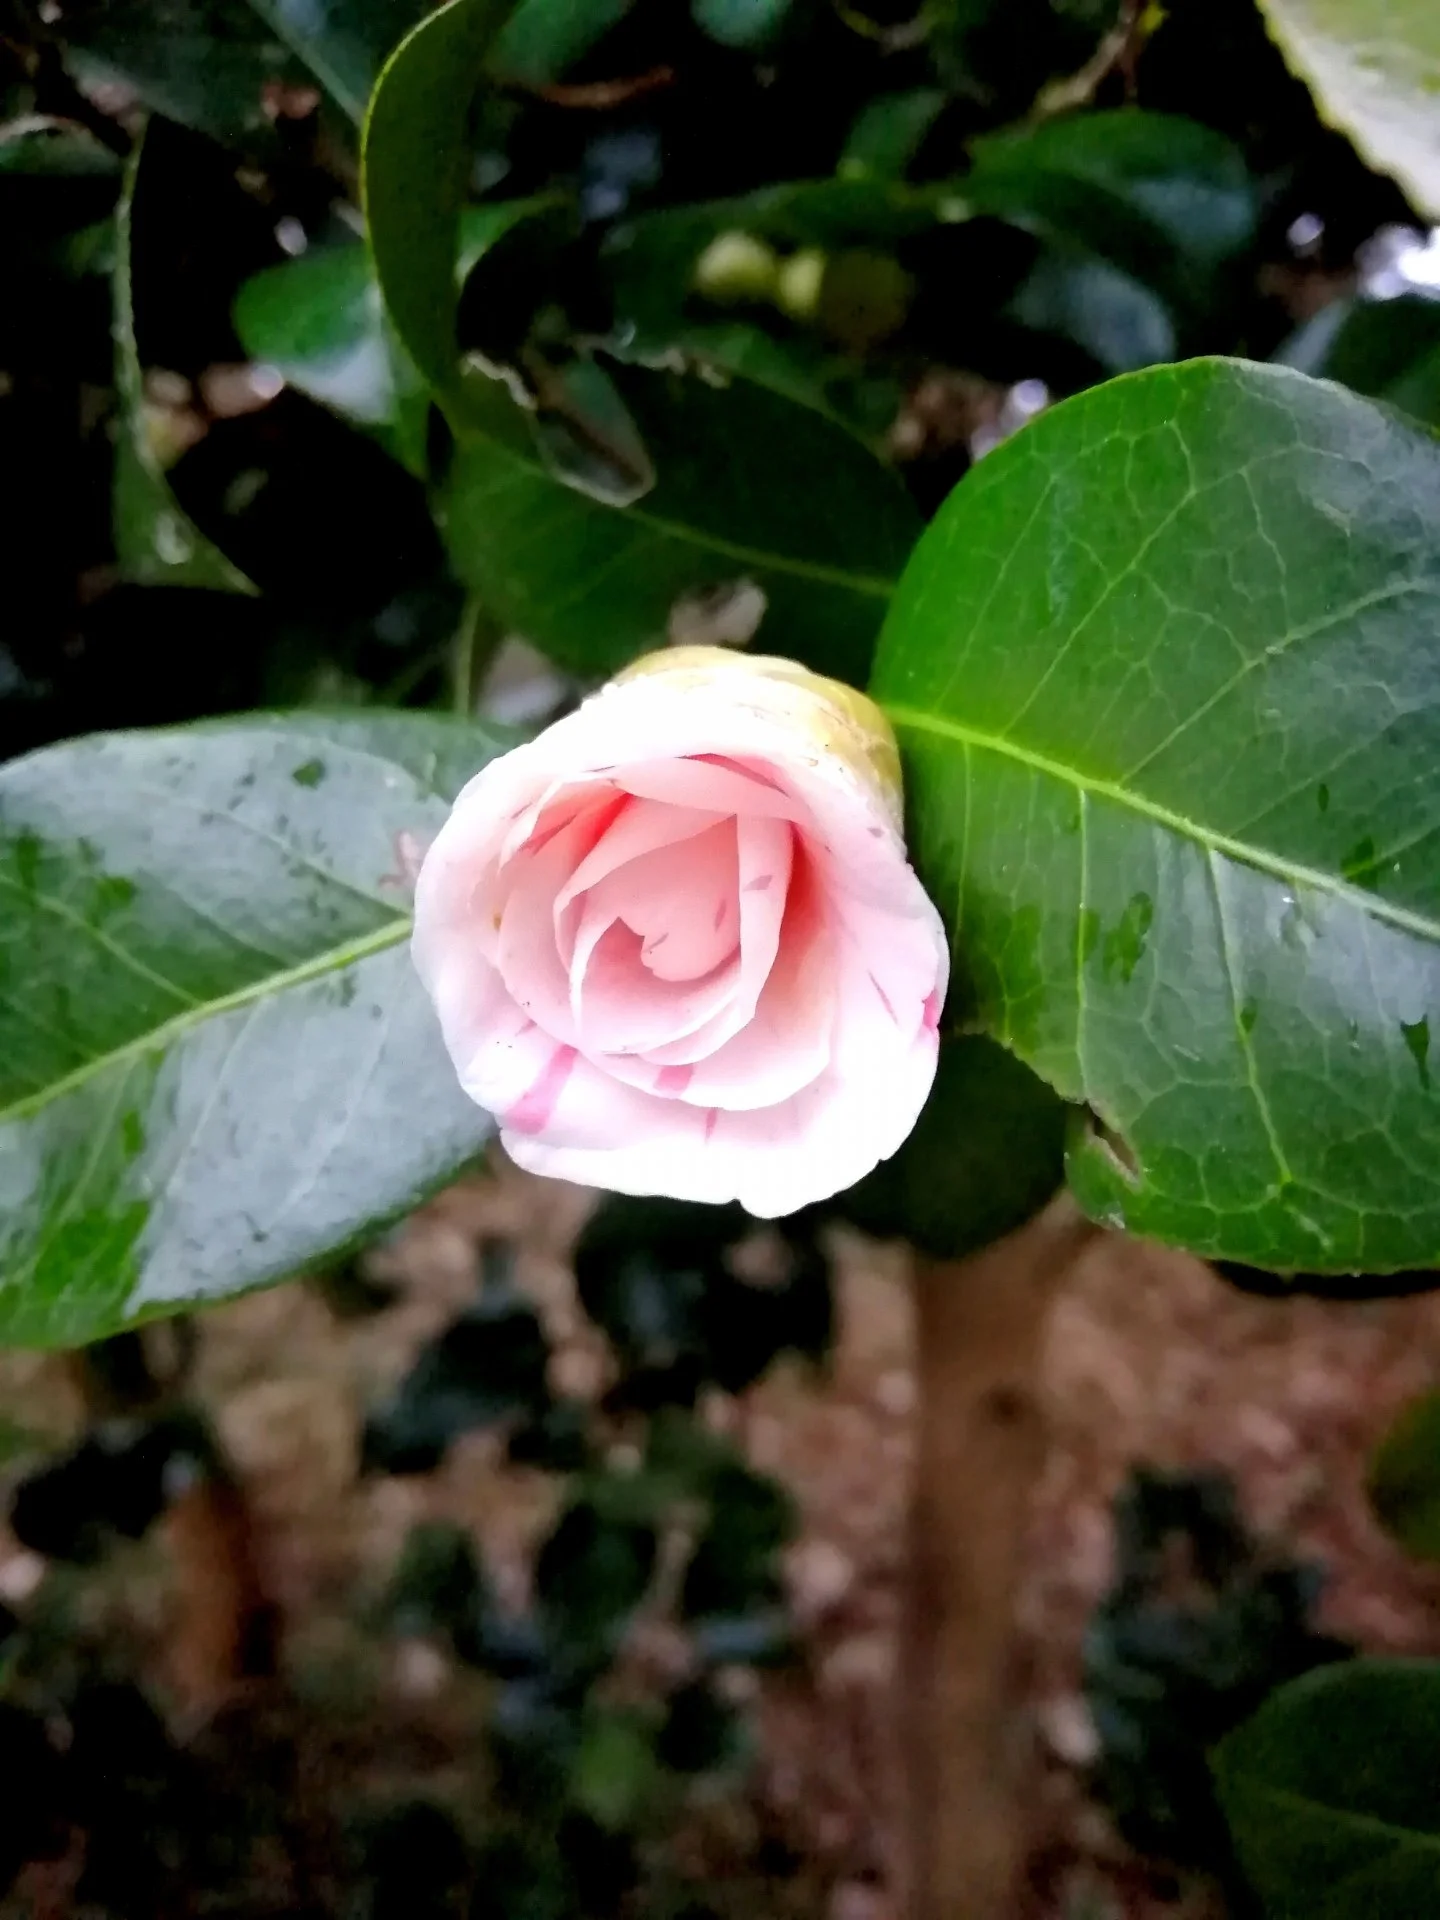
818,249,914,350
692,230,782,306
775,246,827,321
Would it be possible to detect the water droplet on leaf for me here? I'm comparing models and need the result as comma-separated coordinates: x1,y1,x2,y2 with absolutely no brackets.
1102,892,1153,984
1402,1016,1431,1091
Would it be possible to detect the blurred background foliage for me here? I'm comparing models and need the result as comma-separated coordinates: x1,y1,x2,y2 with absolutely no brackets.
4,0,1439,766
0,1208,835,1916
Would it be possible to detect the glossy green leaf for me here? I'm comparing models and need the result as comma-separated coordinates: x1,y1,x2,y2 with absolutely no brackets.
1258,0,1440,217
62,0,300,142
1213,1658,1440,1919
0,710,514,1348
114,135,255,594
439,355,920,679
872,358,1440,1274
964,110,1259,319
492,0,635,84
838,1036,1065,1260
1277,294,1440,431
247,0,427,122
1367,1388,1440,1561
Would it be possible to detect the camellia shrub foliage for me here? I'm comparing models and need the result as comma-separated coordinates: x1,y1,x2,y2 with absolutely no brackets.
4,0,1440,1909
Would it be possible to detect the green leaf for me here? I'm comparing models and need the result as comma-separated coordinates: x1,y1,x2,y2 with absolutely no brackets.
872,358,1440,1275
680,1461,795,1624
439,356,920,679
1258,0,1440,217
838,1036,1065,1259
62,0,301,143
0,119,121,177
0,710,513,1348
1277,294,1440,432
964,110,1259,320
247,0,429,122
363,1282,552,1473
535,1495,657,1663
1008,249,1176,374
364,0,920,679
657,1679,749,1775
114,135,255,594
1213,1658,1440,1919
233,203,553,472
1367,1389,1440,1561
571,1706,662,1831
691,0,793,50
840,89,947,180
492,0,636,85
361,0,519,417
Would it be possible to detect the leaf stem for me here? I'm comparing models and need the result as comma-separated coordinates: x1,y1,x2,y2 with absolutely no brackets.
449,594,501,716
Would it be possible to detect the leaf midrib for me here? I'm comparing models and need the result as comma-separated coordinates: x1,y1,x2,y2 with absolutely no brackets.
883,702,1440,945
1230,1776,1440,1856
473,424,900,600
0,914,411,1127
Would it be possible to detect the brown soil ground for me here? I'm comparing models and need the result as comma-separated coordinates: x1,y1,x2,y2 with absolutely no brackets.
3,1155,1440,1919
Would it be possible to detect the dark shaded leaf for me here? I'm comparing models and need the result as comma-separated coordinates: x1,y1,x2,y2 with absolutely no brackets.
386,1522,487,1639
840,89,947,180
1008,248,1176,374
574,1196,831,1406
506,1396,592,1473
9,1415,211,1561
62,0,301,143
657,1679,748,1775
535,1496,657,1665
364,1285,551,1473
962,110,1259,320
680,1461,794,1624
0,1705,66,1891
837,1035,1065,1260
0,120,121,178
1213,1658,1440,1920
1368,1388,1440,1563
691,0,792,50
247,0,429,123
492,0,637,85
1277,293,1440,431
1086,1468,1346,1873
356,1801,472,1920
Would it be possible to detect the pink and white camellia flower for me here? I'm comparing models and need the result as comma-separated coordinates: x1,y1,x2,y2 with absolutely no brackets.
411,645,948,1217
